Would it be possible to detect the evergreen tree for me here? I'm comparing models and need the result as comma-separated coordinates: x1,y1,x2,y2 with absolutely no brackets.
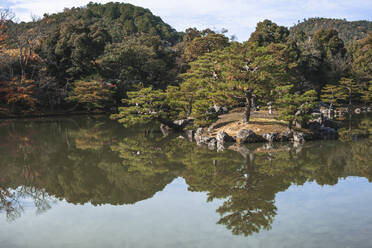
276,84,317,129
66,80,115,111
110,87,182,129
321,84,344,108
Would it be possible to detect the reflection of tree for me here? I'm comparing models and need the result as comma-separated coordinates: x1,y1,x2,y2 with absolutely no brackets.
182,135,372,236
0,115,371,235
0,187,23,221
182,148,283,236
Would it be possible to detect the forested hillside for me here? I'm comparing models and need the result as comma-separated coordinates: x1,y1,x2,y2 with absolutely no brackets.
290,18,372,43
0,3,371,129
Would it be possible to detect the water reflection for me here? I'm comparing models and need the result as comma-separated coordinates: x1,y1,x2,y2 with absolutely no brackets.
0,115,371,237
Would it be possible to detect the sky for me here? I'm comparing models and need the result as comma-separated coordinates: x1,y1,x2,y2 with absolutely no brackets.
1,0,371,41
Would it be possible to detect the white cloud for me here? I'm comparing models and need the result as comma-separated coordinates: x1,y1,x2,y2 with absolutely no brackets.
3,0,372,41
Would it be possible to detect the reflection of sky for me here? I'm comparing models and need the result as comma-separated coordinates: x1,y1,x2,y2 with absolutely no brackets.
1,0,371,41
1,177,372,248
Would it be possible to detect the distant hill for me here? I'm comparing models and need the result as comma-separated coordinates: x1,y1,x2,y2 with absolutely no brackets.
29,2,182,44
290,18,372,43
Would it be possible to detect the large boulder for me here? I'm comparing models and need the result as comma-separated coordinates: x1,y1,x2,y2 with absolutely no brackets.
262,132,279,142
208,138,217,150
293,132,305,143
216,131,235,145
195,128,213,146
277,130,293,142
195,128,204,142
323,119,340,130
236,129,264,144
207,105,229,115
173,119,191,129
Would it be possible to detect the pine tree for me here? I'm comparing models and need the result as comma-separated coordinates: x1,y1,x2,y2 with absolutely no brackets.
66,80,115,111
338,77,360,106
110,87,182,129
276,85,317,129
321,84,344,108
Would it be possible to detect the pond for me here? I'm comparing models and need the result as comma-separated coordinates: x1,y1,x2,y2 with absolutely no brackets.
0,115,371,248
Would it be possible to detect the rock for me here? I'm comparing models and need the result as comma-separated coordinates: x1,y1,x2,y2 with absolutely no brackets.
310,112,324,126
208,105,229,115
194,128,214,145
208,138,217,150
293,132,305,143
236,129,264,144
262,132,279,142
177,135,185,140
160,124,171,136
173,119,191,128
320,127,338,140
367,107,371,112
217,142,225,152
221,106,228,114
278,130,293,142
216,131,235,145
354,108,361,114
195,128,203,141
213,105,221,114
185,130,194,142
323,119,340,130
307,121,321,132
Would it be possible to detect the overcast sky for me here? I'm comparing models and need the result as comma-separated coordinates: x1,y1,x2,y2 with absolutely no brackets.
1,0,371,41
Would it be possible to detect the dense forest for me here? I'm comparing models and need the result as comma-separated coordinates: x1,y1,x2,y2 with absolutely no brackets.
290,18,372,43
0,2,371,129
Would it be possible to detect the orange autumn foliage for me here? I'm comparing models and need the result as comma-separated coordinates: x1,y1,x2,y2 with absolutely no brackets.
0,77,38,110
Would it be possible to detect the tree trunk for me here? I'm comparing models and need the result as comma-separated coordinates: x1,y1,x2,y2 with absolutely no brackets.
243,91,252,123
288,119,293,131
187,95,193,117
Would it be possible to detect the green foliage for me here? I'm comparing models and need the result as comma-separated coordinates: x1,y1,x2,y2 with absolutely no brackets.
361,81,372,104
321,84,345,108
65,80,115,111
290,18,372,44
99,34,177,89
182,29,229,62
110,87,181,127
249,19,290,46
1,2,371,118
177,39,299,124
294,28,349,91
276,84,317,128
351,33,372,82
338,77,361,105
312,29,346,56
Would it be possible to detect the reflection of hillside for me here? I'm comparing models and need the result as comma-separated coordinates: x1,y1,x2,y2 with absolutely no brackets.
0,116,371,235
0,118,179,220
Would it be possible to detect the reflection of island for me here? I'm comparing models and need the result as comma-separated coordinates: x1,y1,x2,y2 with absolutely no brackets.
0,116,371,237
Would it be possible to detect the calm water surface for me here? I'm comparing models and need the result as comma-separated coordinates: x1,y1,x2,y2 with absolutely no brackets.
0,115,371,248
